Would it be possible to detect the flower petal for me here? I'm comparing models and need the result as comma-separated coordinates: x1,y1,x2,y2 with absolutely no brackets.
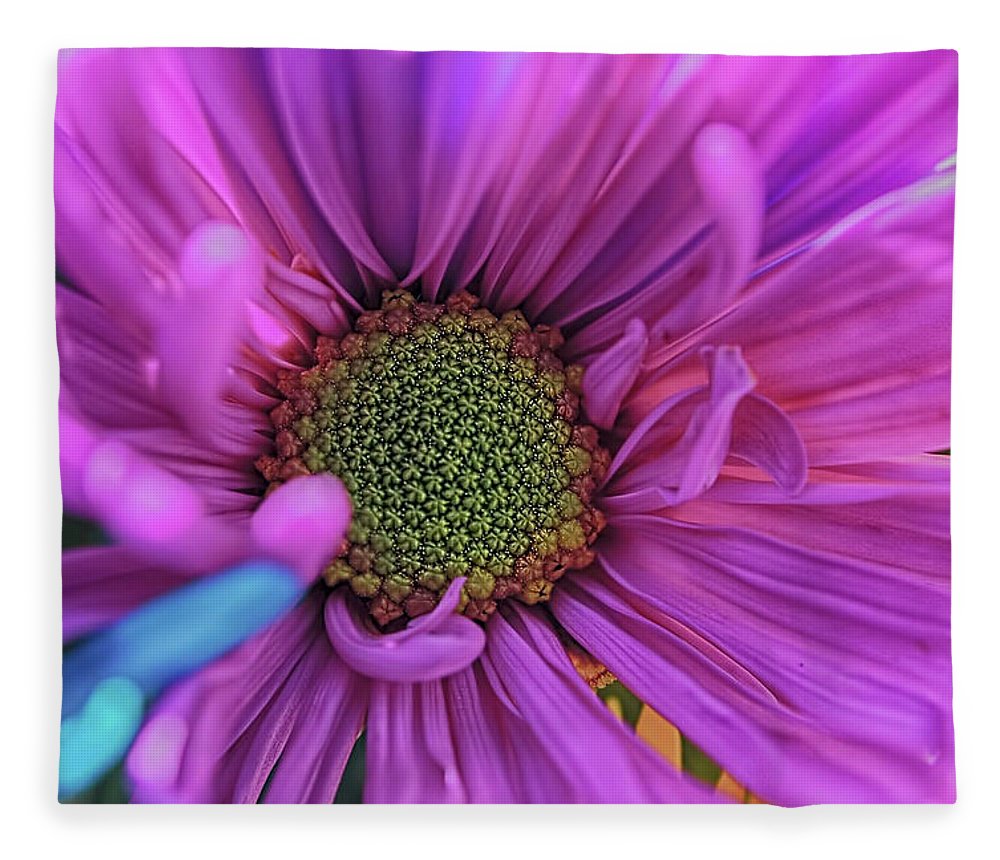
62,547,185,641
482,605,724,802
56,49,231,280
364,680,465,803
554,506,953,804
601,346,756,512
728,393,808,494
265,50,402,282
762,51,957,256
182,49,369,295
250,474,352,585
442,664,526,802
255,637,366,803
128,596,334,803
630,170,953,466
671,456,949,582
155,222,266,443
62,561,309,717
650,122,764,338
582,318,649,430
324,579,486,683
561,53,954,361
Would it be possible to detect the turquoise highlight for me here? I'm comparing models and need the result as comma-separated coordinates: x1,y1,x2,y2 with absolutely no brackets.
59,561,304,797
58,676,144,799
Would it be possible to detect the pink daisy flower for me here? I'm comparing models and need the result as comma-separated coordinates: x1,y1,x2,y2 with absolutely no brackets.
56,48,955,804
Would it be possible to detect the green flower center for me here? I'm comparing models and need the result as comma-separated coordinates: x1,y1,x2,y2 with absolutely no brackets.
257,290,608,626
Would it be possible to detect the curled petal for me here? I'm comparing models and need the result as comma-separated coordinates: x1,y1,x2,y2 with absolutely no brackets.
325,578,485,682
602,346,755,512
653,123,764,338
730,393,808,494
636,170,953,465
582,318,648,429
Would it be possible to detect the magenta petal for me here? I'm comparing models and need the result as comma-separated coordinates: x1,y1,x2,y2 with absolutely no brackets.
155,222,266,441
181,50,367,296
653,123,763,337
55,285,166,450
250,474,352,585
634,169,953,466
566,509,953,804
73,431,249,572
58,405,100,515
602,346,755,512
83,439,204,552
729,393,808,494
255,637,365,803
63,547,185,641
671,457,950,582
56,49,229,277
441,665,525,802
324,579,485,682
483,606,725,803
56,285,261,505
265,51,399,280
763,52,956,256
128,597,326,802
406,53,546,299
364,681,466,803
582,318,648,429
364,665,533,803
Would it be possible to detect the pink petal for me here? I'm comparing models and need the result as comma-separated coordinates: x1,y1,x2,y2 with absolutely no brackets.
651,122,763,338
582,318,649,429
265,50,399,281
128,596,333,803
556,502,953,804
364,680,466,803
62,547,186,641
729,393,808,494
630,169,954,467
181,49,368,296
155,222,266,444
763,51,957,257
602,346,756,513
671,456,949,580
482,605,724,803
324,578,486,682
250,474,352,585
82,438,206,556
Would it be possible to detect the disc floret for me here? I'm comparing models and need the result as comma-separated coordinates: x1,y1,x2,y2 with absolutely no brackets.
257,290,608,625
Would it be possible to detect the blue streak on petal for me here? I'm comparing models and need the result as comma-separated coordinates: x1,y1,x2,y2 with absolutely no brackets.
62,561,303,717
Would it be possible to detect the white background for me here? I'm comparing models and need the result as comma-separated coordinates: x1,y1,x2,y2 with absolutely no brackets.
2,1,997,858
